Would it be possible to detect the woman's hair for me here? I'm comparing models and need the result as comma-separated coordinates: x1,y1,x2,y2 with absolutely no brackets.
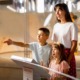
54,3,72,22
49,42,67,64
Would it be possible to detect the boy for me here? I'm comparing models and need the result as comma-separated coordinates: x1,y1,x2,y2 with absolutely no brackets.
4,27,51,67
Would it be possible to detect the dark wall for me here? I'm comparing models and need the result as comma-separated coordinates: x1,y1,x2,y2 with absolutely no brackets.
0,0,13,5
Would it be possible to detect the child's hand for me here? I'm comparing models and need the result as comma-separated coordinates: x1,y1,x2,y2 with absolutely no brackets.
40,60,45,66
4,39,13,45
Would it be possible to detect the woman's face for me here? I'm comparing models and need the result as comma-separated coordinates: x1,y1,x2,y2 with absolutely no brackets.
55,7,66,21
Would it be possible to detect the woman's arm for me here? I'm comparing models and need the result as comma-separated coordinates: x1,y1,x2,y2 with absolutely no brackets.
68,40,77,64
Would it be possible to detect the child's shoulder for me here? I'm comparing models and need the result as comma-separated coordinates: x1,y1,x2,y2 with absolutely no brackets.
61,60,68,65
60,60,70,69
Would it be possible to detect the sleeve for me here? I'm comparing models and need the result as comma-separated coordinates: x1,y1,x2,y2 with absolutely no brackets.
70,23,78,41
29,42,36,51
59,61,70,72
51,29,55,40
51,25,56,41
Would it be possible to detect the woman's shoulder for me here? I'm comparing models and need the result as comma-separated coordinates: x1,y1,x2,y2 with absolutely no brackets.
65,22,78,29
67,22,76,26
68,22,78,29
53,23,60,28
54,23,60,26
54,22,73,26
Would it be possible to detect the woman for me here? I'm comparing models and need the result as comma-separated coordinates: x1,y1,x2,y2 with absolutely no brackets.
51,3,78,80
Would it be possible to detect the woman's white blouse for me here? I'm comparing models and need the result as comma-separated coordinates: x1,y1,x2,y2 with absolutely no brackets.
52,22,78,48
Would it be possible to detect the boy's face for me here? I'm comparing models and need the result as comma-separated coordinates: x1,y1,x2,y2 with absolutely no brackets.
37,30,49,44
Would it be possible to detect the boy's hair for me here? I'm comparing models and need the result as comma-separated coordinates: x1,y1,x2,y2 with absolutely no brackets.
38,27,50,36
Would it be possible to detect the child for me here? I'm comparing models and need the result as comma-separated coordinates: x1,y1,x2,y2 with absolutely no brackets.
4,27,51,67
48,42,70,80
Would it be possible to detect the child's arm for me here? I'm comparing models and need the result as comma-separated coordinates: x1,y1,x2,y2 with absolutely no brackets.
59,61,70,79
4,39,29,48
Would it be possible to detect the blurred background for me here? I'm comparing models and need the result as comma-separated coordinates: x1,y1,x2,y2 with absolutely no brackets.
0,0,80,80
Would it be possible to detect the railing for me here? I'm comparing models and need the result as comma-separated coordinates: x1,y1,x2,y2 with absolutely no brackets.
0,50,80,79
